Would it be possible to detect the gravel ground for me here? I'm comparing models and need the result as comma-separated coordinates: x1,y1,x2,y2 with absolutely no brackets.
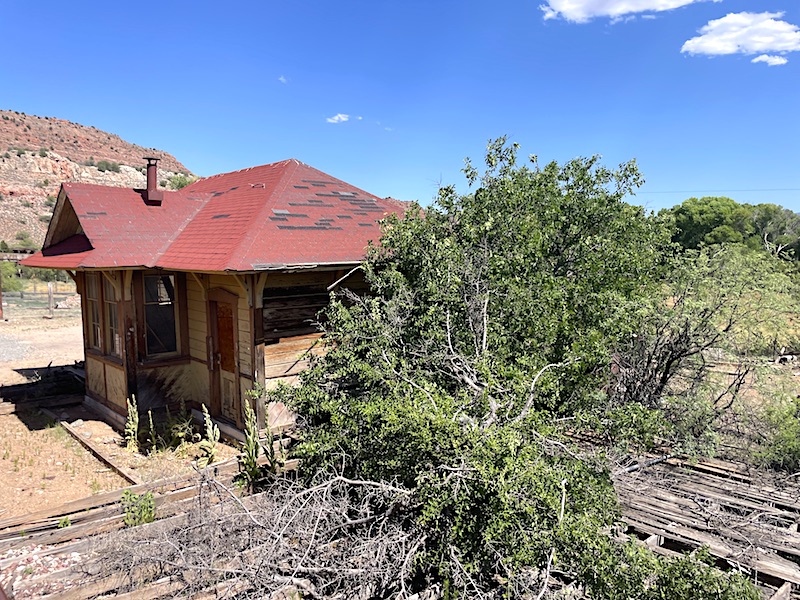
0,330,30,363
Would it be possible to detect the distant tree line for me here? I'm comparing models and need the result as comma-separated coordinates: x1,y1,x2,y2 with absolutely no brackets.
662,196,800,259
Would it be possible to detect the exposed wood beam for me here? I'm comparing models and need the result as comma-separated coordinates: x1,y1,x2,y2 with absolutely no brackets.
254,272,268,309
100,270,122,298
190,272,209,300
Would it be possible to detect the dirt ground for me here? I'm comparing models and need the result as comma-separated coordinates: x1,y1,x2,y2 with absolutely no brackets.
0,294,237,520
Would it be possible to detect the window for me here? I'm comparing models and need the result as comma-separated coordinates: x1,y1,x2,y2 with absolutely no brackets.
85,273,101,351
84,272,121,357
103,277,121,356
144,274,178,355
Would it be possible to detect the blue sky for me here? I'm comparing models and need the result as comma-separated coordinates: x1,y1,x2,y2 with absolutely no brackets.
2,0,799,212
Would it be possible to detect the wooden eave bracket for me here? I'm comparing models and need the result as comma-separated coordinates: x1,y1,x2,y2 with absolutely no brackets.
234,273,268,308
255,273,268,308
100,270,123,300
190,272,210,300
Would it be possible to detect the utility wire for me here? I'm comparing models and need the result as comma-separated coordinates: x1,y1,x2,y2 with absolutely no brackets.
638,188,800,195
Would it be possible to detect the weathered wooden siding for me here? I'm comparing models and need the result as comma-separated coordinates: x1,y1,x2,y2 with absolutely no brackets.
105,364,127,410
185,276,208,364
263,333,325,389
134,364,187,412
85,357,127,414
85,356,105,401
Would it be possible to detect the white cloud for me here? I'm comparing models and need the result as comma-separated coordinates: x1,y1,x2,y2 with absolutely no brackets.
681,12,800,64
278,75,287,84
752,54,789,66
540,0,719,23
326,113,350,124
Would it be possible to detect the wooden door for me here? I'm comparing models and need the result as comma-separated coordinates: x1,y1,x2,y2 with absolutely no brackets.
209,290,240,426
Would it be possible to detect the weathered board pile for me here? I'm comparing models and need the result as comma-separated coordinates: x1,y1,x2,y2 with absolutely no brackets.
0,367,84,408
4,447,800,598
616,457,800,599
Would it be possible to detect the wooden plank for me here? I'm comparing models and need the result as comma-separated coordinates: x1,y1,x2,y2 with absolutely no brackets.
617,489,800,559
770,582,793,600
41,409,142,485
623,516,800,584
0,458,240,531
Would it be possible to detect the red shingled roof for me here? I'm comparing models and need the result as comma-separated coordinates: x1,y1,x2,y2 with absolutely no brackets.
23,159,408,272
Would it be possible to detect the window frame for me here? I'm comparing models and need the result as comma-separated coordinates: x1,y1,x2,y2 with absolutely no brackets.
138,271,186,361
103,276,122,357
84,272,102,352
83,271,122,358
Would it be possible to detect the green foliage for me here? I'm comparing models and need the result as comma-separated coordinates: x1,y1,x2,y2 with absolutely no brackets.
57,516,71,528
39,214,51,223
121,490,155,527
17,266,70,283
96,160,120,173
197,404,219,467
165,400,195,448
147,410,158,454
238,398,265,492
601,244,799,454
755,396,800,471
124,396,139,452
273,139,761,595
563,534,759,600
0,262,23,292
14,230,35,250
0,240,9,252
665,196,800,259
168,173,196,190
38,148,48,157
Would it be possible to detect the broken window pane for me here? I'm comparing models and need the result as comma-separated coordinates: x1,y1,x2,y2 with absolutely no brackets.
144,274,177,355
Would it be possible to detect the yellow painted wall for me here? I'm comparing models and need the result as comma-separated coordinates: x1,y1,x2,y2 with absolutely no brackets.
105,363,127,411
86,356,106,399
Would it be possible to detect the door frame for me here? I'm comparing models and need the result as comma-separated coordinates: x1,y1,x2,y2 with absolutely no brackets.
207,287,241,427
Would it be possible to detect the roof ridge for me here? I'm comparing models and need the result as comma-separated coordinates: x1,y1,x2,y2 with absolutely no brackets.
227,160,300,270
183,158,302,189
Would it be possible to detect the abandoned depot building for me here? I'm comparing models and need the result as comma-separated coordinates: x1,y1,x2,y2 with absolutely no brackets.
22,158,406,433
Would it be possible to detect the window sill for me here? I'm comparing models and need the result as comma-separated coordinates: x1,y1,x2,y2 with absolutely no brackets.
85,349,124,367
138,355,191,369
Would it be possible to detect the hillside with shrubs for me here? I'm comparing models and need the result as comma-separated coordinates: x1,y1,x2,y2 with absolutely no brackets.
0,109,193,250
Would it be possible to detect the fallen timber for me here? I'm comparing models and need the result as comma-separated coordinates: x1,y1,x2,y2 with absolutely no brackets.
615,457,800,596
3,450,800,598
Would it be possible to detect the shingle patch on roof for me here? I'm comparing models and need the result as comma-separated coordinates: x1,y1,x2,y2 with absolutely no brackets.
24,159,406,272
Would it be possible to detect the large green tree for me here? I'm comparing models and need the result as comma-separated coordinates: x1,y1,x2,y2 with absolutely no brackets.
666,196,800,259
276,140,757,598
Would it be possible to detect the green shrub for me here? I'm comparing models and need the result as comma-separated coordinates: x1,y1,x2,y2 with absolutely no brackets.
124,396,140,452
168,173,196,190
96,160,120,173
197,404,219,467
38,148,48,157
755,397,800,471
121,490,155,527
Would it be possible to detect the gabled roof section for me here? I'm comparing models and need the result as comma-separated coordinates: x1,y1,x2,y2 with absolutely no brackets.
23,182,205,269
22,159,407,272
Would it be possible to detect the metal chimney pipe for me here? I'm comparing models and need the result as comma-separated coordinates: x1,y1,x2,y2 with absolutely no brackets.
143,157,164,205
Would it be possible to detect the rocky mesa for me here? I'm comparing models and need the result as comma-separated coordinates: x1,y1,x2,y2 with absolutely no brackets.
0,109,192,250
